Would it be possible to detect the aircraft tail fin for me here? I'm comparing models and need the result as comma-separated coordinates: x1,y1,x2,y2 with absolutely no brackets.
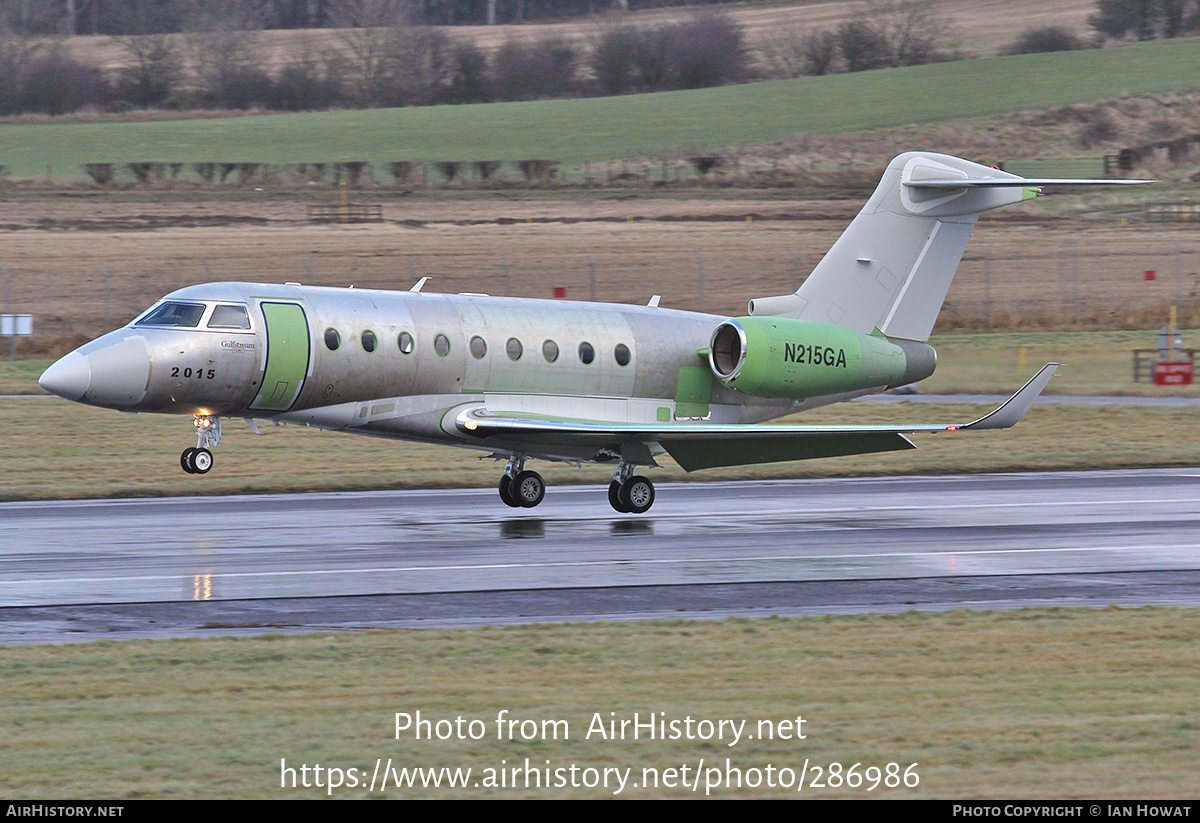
747,152,1148,342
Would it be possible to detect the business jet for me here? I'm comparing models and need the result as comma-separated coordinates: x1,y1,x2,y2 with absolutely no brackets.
39,152,1144,512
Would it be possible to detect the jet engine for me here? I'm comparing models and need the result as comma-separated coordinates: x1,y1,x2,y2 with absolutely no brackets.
708,317,936,399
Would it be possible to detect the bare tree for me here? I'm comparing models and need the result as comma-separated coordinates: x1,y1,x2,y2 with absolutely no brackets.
116,34,183,105
0,0,61,35
837,0,955,72
755,23,840,79
1089,0,1198,40
873,0,952,65
328,0,415,105
753,22,809,80
801,30,840,75
180,0,271,107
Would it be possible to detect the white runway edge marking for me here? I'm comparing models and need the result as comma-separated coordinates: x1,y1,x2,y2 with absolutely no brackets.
5,543,1198,587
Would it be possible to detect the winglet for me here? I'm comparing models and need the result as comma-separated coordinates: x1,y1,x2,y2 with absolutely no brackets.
959,363,1059,431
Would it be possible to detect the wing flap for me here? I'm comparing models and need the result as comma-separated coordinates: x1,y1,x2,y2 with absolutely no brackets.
663,432,915,472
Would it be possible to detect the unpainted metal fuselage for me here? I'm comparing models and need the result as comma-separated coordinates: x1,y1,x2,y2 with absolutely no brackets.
43,152,1118,510
60,282,906,464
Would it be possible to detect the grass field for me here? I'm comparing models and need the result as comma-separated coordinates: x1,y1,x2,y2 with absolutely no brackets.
4,391,1200,501
4,37,1200,181
6,328,1200,500
1,609,1196,798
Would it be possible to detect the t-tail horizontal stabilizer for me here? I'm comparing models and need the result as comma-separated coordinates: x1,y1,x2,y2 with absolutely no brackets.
747,152,1152,343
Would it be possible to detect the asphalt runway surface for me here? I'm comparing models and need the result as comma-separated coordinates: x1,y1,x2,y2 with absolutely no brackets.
3,468,1200,643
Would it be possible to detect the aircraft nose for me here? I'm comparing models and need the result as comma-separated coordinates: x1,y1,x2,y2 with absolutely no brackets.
39,334,151,408
39,351,90,401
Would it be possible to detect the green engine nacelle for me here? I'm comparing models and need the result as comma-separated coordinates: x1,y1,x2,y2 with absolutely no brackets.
708,317,936,399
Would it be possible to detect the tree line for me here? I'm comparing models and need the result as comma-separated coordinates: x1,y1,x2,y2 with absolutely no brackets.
7,0,1200,38
1,1,1194,117
0,12,755,114
2,0,738,33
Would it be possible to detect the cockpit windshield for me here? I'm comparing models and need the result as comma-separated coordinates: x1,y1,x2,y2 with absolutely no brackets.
207,304,251,330
135,301,206,328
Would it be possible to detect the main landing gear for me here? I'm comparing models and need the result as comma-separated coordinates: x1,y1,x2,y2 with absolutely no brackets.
498,455,545,508
181,414,221,475
608,463,655,514
495,455,657,513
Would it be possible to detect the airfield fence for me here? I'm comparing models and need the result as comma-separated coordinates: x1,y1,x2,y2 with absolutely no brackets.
7,230,1200,353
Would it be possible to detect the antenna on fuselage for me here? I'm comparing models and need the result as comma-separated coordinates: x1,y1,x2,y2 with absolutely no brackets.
410,277,430,292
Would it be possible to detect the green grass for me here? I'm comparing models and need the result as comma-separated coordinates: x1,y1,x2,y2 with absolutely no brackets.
5,38,1200,181
4,395,1200,501
924,330,1200,395
7,329,1200,500
1,610,1196,798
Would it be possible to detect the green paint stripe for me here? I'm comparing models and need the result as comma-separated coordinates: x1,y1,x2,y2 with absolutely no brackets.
251,302,310,411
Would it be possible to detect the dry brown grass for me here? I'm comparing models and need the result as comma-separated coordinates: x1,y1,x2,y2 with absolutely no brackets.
0,191,1192,350
1,608,1197,798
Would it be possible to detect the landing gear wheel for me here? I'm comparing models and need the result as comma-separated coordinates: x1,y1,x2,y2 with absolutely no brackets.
191,448,214,474
180,447,198,474
498,474,522,508
619,476,655,514
608,480,631,513
512,470,545,508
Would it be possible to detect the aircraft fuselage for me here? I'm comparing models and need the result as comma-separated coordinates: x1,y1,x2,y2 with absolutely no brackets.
41,153,1098,511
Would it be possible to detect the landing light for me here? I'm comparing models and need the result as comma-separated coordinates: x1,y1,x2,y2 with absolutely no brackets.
464,419,478,431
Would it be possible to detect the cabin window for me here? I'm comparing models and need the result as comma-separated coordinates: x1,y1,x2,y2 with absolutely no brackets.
470,336,487,359
207,304,251,330
506,337,523,361
324,328,341,351
578,341,595,364
361,330,377,353
434,333,451,357
136,301,205,328
614,343,631,367
398,331,415,354
542,339,559,363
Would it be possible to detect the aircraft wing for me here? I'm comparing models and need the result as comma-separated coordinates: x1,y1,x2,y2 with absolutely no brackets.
454,364,1059,471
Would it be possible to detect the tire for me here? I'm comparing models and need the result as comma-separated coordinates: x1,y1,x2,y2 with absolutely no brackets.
619,476,655,514
498,474,521,508
191,448,214,474
608,480,631,513
180,447,197,474
512,470,545,508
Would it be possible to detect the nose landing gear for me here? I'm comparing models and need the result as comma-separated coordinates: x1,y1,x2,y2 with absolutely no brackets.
181,415,221,474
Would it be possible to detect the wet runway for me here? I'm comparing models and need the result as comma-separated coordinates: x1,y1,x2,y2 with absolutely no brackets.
3,469,1199,641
